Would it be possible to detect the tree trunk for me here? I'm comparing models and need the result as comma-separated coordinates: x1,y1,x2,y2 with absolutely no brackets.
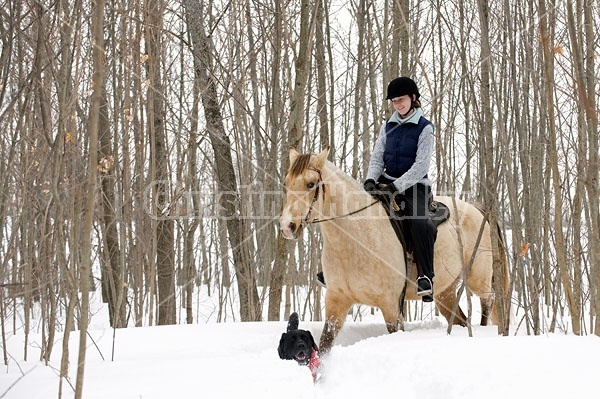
99,85,126,328
539,0,580,335
398,0,410,74
288,0,314,150
315,0,329,151
477,0,508,335
581,0,600,336
183,0,260,321
269,0,315,321
145,0,176,326
351,0,366,179
74,0,104,395
567,0,599,335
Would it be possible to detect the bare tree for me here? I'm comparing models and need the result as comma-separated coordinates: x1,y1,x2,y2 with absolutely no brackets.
477,0,508,335
538,0,581,335
269,0,316,321
74,0,105,396
183,0,260,321
144,0,176,326
566,0,600,335
98,70,126,328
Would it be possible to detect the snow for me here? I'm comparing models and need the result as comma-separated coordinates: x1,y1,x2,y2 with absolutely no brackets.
2,298,599,399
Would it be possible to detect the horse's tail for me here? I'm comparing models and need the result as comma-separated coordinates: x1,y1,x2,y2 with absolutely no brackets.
473,203,510,327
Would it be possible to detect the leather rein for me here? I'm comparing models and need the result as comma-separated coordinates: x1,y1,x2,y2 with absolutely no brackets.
301,166,380,226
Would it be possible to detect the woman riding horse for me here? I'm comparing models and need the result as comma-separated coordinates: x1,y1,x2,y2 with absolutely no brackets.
364,76,436,301
319,77,436,301
280,147,507,353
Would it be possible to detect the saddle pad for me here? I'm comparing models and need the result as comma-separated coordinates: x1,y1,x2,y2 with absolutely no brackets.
429,200,450,228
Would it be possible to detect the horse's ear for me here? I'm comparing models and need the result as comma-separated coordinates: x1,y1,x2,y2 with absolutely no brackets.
289,147,300,166
314,146,330,169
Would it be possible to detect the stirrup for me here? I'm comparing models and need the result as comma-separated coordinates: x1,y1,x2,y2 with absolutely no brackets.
416,276,433,296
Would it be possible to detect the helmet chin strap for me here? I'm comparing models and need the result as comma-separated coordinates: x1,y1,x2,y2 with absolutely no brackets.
399,96,419,118
400,105,415,119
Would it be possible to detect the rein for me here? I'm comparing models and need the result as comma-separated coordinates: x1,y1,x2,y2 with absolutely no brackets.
310,200,380,224
301,166,380,226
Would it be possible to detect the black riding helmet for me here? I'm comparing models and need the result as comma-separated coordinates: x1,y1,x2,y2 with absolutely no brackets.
386,77,420,100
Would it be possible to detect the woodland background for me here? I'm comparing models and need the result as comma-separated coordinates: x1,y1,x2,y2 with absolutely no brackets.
0,0,599,382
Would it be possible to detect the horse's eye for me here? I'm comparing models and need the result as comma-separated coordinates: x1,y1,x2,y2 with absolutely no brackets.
307,182,315,189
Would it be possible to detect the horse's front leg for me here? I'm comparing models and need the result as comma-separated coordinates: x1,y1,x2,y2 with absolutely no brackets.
319,291,352,354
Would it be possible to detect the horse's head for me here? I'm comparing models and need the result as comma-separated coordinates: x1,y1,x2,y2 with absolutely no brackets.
279,147,330,239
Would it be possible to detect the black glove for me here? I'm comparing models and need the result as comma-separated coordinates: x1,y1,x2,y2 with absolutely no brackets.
377,182,398,199
363,179,377,192
374,182,400,211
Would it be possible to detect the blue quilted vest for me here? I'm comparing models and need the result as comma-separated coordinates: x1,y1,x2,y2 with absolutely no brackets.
383,115,432,179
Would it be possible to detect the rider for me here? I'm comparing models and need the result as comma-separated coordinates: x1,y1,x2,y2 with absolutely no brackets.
317,77,436,302
363,76,436,302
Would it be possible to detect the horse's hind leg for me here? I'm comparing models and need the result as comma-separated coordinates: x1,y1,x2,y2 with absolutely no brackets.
480,294,495,326
466,262,496,325
319,292,352,354
435,287,468,327
381,299,404,333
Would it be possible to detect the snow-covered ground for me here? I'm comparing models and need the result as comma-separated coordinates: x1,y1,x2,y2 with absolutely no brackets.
1,293,599,399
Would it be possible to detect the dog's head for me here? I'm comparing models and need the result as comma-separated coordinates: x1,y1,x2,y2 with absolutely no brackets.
277,312,318,366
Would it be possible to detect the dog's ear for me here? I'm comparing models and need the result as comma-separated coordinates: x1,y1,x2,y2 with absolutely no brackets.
306,330,319,352
287,312,299,332
277,333,287,359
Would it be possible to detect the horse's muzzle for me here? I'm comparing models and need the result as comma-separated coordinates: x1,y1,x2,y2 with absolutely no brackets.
280,219,301,240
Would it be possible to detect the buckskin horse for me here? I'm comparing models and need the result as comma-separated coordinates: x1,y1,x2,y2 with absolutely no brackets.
279,147,509,353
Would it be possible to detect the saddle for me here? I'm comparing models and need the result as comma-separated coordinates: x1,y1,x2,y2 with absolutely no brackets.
428,200,451,228
376,193,450,259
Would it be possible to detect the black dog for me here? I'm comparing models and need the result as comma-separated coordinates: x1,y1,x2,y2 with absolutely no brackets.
278,312,320,381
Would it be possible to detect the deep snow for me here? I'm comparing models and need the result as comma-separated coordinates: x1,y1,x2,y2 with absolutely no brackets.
1,297,599,399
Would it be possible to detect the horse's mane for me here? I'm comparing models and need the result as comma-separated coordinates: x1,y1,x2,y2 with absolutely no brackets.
287,153,364,193
327,161,363,188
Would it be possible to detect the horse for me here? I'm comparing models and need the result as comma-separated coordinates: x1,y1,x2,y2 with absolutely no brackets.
279,146,509,353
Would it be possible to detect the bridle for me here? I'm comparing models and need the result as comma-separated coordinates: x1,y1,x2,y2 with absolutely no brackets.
299,166,380,227
301,166,324,226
